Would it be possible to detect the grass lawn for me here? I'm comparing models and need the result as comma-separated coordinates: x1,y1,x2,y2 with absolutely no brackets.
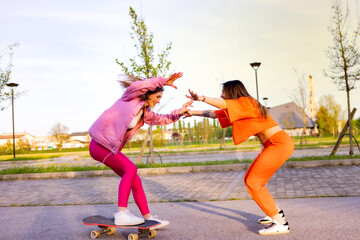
1,154,359,175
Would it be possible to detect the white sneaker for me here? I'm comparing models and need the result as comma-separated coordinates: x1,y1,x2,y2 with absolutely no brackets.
258,210,285,224
114,210,145,226
258,220,290,235
147,215,169,230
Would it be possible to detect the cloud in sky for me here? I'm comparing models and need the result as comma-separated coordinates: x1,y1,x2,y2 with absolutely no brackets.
0,0,359,136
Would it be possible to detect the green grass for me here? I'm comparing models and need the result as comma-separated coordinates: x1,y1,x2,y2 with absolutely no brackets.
288,154,360,161
0,151,90,161
0,155,62,161
1,154,359,176
0,165,110,175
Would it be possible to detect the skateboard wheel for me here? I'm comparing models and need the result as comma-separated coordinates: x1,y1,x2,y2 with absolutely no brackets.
91,230,100,239
128,233,138,240
148,230,156,238
107,227,116,235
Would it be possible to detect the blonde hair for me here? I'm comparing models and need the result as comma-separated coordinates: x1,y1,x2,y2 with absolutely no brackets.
117,74,164,101
117,74,143,89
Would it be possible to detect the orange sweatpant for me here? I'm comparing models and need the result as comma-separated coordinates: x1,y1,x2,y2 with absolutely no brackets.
244,130,294,218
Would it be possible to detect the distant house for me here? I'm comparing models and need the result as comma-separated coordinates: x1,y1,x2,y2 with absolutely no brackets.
63,132,91,148
0,132,35,147
268,102,317,137
32,136,56,150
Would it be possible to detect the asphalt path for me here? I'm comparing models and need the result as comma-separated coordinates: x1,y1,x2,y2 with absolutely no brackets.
1,197,359,240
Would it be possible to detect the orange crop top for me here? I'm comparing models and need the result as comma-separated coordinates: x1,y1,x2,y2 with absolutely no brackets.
215,97,278,145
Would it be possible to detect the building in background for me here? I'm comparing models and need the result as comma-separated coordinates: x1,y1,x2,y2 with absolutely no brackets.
268,102,317,137
63,132,91,148
0,132,35,148
32,136,56,150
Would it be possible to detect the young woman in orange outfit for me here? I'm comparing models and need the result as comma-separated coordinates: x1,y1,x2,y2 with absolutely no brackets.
185,80,294,235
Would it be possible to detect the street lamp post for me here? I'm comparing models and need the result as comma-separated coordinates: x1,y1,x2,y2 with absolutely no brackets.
6,82,19,158
250,62,261,101
263,97,268,108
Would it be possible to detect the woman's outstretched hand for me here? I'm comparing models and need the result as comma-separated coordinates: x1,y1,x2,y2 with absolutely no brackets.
180,100,193,116
166,72,183,89
186,89,204,101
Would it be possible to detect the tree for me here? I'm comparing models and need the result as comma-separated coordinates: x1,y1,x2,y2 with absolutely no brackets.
116,6,173,164
352,117,360,136
49,123,70,151
116,7,172,78
194,120,199,142
187,122,192,142
292,70,308,144
282,105,296,135
324,0,360,155
178,120,183,133
0,43,20,111
316,106,333,136
17,138,31,152
316,95,343,137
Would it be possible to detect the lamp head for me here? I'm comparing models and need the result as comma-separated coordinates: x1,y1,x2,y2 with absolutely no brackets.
250,62,261,71
6,82,19,88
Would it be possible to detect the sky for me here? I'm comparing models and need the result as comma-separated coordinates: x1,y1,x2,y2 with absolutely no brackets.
0,0,359,137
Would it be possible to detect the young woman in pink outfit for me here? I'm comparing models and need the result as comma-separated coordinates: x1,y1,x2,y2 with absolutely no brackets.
89,72,191,228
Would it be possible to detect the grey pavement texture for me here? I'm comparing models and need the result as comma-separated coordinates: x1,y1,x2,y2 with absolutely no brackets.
0,197,359,240
1,166,360,207
1,160,360,239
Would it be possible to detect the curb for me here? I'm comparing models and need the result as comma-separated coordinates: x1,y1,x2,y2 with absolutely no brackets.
1,159,359,181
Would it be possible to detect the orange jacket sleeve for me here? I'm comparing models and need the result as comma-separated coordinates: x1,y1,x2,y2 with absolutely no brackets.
215,110,231,128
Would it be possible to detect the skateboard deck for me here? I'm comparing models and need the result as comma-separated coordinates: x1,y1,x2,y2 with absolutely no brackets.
82,215,160,240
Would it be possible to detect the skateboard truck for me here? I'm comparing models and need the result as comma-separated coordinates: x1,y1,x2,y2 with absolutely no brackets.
90,226,156,239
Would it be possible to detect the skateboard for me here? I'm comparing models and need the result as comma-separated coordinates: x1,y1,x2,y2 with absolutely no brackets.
82,215,160,240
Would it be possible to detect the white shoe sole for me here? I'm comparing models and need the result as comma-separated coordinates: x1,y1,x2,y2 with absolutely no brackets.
114,220,145,226
258,219,272,225
259,229,290,235
150,221,169,230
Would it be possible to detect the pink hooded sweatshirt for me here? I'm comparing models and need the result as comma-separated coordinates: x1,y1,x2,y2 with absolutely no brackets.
89,76,182,154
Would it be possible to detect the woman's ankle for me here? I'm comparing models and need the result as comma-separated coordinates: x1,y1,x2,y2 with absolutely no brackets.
118,207,127,212
272,214,286,224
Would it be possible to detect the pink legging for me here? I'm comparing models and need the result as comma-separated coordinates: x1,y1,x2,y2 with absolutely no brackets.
89,140,150,215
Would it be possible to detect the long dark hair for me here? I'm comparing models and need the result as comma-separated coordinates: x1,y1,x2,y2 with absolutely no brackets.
222,80,268,118
140,87,164,101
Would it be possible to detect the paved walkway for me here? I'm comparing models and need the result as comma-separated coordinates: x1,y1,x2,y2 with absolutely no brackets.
1,165,359,207
1,164,360,239
2,197,360,240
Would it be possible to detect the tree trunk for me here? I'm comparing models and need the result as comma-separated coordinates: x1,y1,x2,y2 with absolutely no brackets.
136,128,150,164
302,110,307,144
180,133,186,146
220,128,226,149
149,126,154,165
330,108,356,156
346,89,354,155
